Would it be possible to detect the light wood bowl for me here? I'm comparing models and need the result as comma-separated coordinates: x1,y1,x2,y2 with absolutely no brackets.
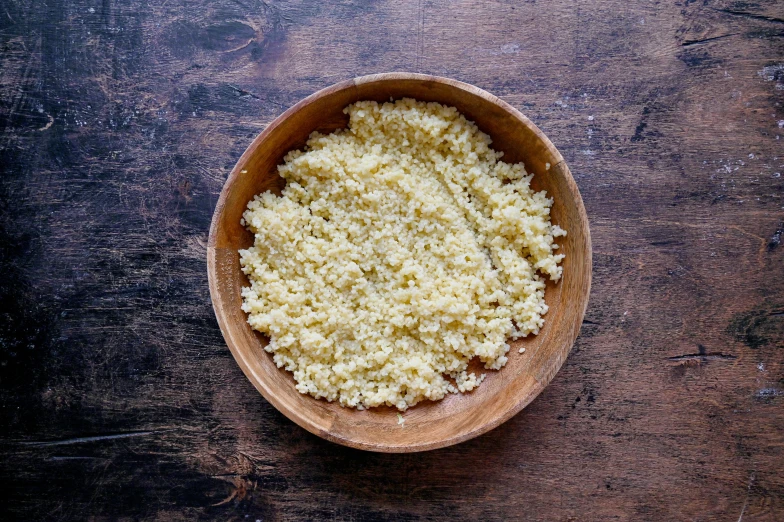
208,73,591,452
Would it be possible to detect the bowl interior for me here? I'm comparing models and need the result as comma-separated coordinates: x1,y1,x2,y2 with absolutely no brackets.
208,74,591,452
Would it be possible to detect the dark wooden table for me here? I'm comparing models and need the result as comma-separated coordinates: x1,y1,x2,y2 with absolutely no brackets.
2,0,783,520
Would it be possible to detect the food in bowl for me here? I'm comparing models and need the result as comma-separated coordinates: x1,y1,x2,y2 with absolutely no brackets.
238,98,565,411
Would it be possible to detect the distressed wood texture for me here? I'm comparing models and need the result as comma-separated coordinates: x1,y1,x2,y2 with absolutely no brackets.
1,0,782,520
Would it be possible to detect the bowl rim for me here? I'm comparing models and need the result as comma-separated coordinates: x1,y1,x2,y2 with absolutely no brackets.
207,72,592,452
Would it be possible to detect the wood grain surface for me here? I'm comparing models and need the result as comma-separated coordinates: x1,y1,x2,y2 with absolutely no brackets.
1,0,782,519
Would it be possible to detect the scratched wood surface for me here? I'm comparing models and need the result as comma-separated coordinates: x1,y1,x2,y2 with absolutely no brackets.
1,0,783,520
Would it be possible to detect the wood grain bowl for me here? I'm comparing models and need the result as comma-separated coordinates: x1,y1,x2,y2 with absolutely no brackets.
207,72,592,452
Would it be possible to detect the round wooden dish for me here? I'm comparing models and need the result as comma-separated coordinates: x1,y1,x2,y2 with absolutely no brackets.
208,73,591,452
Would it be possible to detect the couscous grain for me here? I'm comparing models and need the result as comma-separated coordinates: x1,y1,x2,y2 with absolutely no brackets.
239,99,565,411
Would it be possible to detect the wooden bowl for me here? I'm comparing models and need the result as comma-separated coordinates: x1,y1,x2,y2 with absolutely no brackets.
208,73,591,452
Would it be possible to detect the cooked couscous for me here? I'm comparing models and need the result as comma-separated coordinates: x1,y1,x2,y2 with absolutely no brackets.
239,99,565,411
